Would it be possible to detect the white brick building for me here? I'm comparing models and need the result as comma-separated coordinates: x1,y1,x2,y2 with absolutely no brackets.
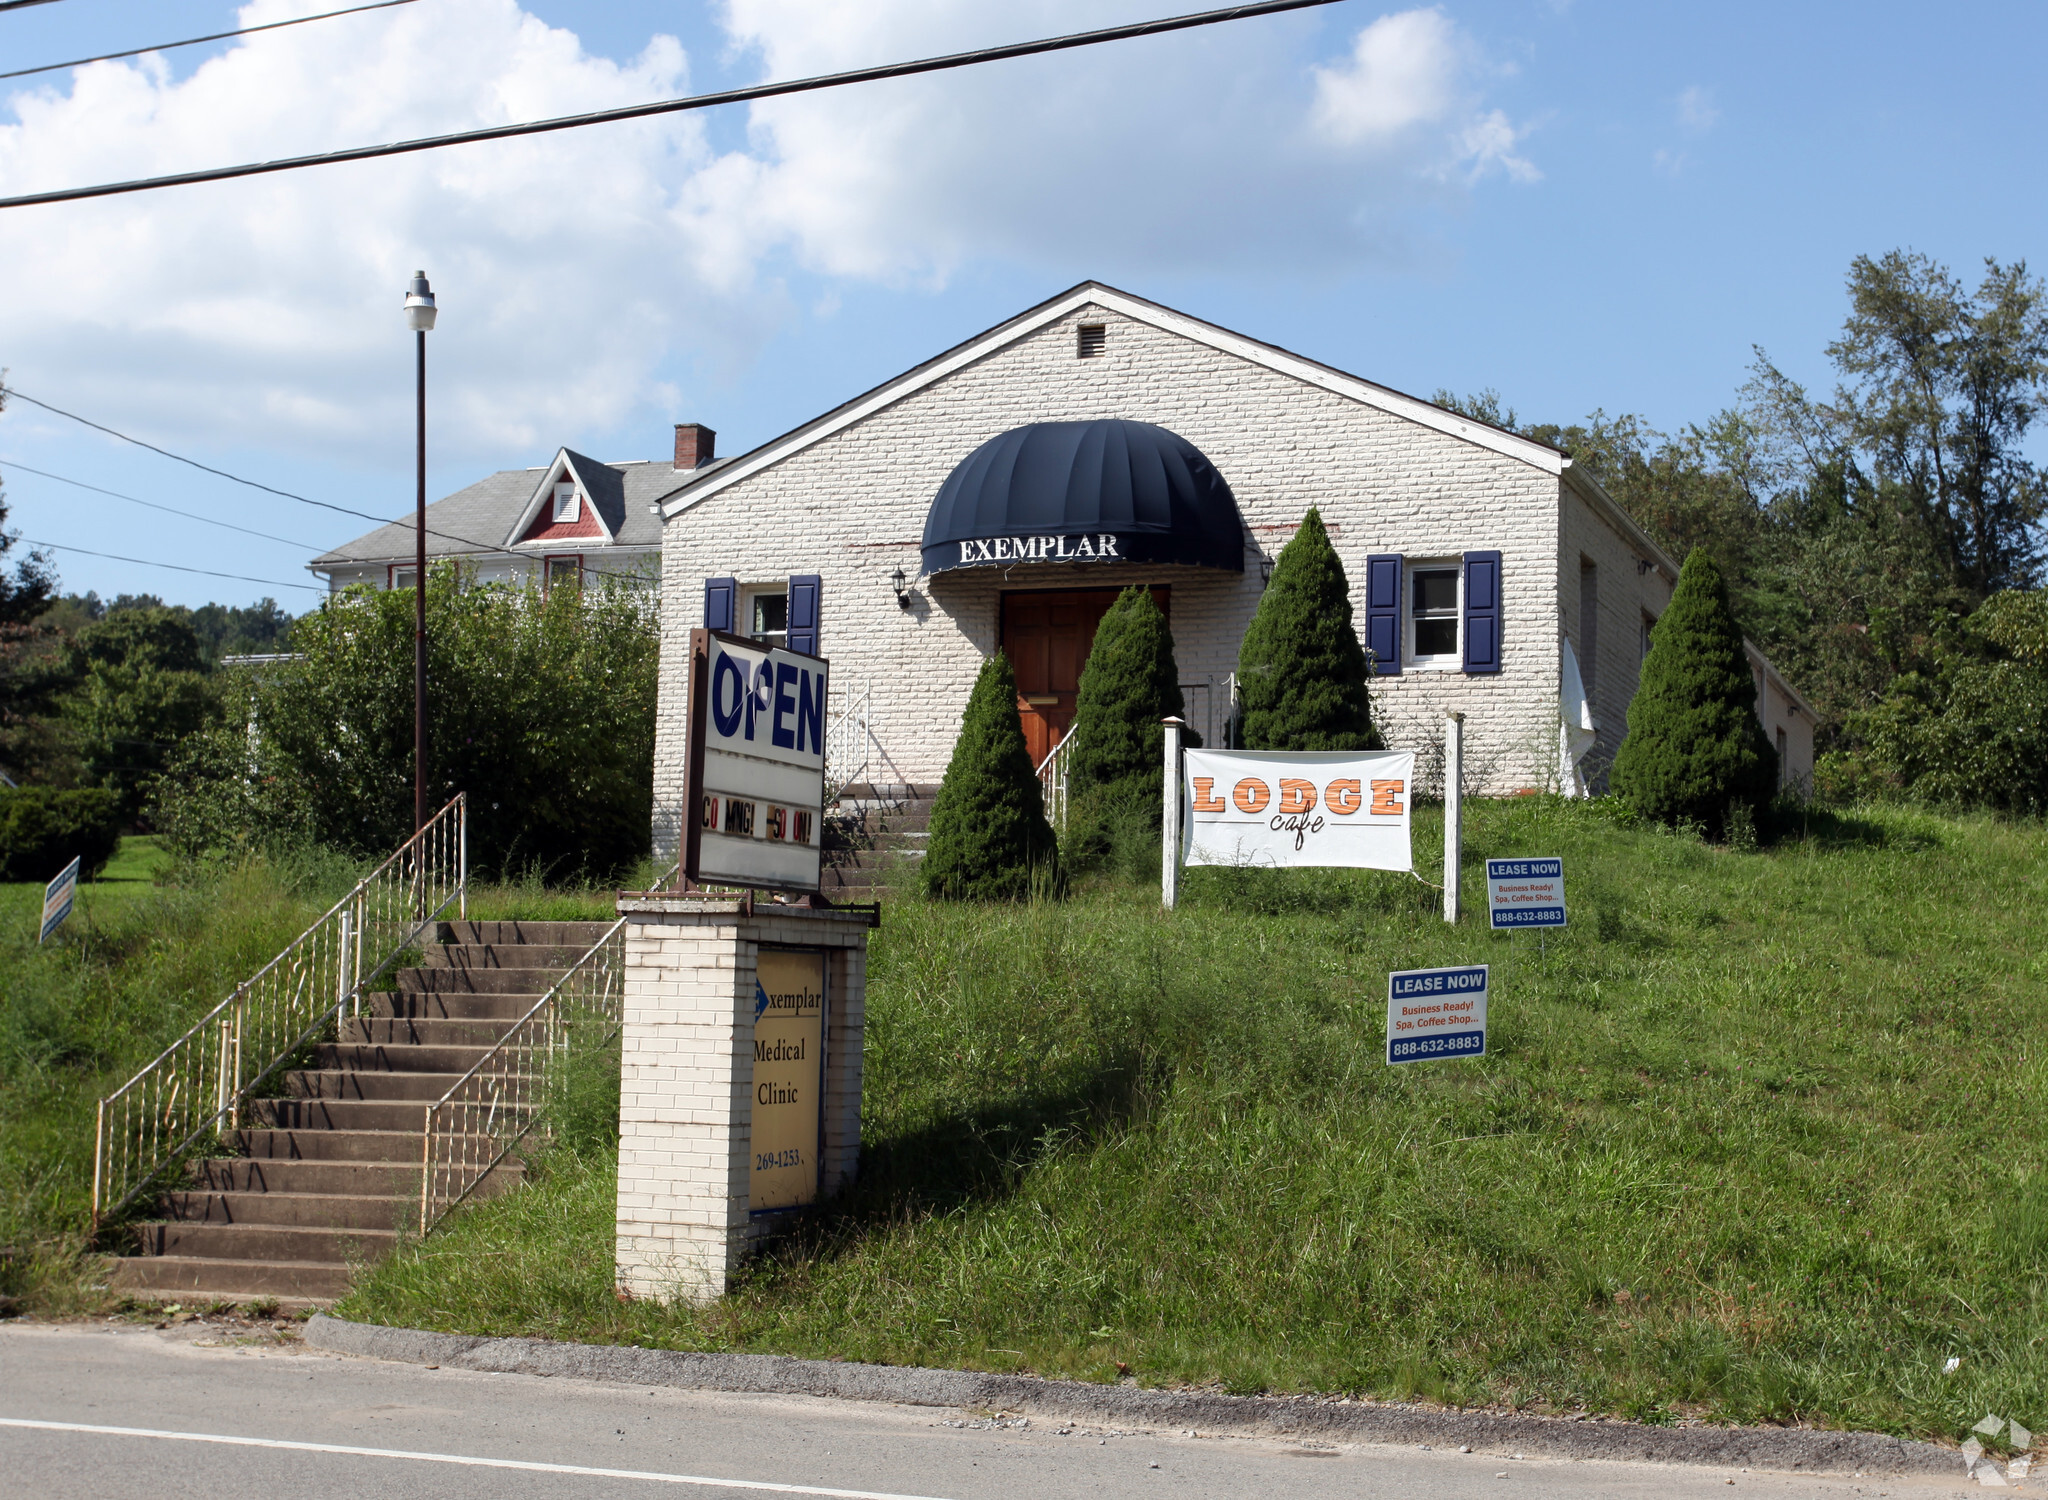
649,283,1813,857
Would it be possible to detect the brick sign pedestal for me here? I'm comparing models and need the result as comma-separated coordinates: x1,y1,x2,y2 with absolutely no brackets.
613,894,871,1304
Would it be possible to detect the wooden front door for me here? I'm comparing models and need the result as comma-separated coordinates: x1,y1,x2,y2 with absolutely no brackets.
1000,588,1168,768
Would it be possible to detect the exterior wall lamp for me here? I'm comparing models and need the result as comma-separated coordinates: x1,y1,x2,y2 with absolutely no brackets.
891,566,910,609
1258,551,1275,587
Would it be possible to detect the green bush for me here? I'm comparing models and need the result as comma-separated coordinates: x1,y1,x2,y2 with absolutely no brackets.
0,786,122,883
1852,590,2048,814
1065,588,1197,870
921,654,1058,901
155,568,659,879
1235,509,1378,751
1610,548,1776,837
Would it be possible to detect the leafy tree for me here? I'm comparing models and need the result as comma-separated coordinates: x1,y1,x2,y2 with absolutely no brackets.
158,569,658,878
1610,550,1777,836
1850,590,2048,814
1235,509,1377,751
921,653,1057,901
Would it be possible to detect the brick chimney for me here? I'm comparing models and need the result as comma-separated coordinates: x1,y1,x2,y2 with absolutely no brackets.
674,423,716,470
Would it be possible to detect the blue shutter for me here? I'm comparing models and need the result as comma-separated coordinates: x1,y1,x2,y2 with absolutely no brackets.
703,576,736,633
787,574,822,657
1463,550,1502,674
1365,554,1403,676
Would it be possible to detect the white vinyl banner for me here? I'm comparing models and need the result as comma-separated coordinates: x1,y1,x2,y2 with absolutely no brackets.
695,632,828,890
1182,748,1415,871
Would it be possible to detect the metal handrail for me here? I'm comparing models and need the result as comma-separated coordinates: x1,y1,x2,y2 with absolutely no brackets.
824,683,872,803
1037,730,1076,829
91,793,469,1228
416,861,677,1235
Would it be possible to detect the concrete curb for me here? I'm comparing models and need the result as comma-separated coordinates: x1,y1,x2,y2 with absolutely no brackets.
305,1314,1960,1478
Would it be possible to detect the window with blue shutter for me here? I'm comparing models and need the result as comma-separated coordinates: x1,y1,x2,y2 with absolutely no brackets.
1365,554,1403,675
1462,550,1502,674
787,574,822,657
703,576,736,633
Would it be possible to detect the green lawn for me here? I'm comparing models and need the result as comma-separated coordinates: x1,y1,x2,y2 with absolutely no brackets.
339,799,2048,1448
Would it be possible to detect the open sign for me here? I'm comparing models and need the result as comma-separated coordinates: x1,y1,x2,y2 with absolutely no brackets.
1182,748,1415,871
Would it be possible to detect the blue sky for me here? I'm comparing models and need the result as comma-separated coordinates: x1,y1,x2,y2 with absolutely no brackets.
0,0,2042,609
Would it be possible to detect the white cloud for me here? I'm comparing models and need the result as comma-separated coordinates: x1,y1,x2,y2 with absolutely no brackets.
0,0,1538,463
1676,84,1718,134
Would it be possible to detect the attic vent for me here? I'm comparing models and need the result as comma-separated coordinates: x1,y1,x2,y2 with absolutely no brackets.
1076,322,1106,359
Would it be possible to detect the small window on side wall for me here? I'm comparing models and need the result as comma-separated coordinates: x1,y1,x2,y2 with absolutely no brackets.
553,482,579,523
389,565,417,591
748,588,789,648
1408,564,1461,665
546,555,582,593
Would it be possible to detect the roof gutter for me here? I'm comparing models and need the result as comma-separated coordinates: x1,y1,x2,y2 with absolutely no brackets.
1559,460,1679,582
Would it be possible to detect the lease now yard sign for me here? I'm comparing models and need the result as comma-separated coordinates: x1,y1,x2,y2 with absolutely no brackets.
1485,857,1566,929
1182,748,1414,870
1386,964,1488,1064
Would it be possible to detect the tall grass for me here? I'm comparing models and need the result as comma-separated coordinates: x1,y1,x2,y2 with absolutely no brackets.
342,798,2048,1444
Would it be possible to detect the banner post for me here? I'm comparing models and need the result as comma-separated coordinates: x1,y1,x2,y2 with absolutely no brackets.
1443,711,1464,925
1161,717,1184,910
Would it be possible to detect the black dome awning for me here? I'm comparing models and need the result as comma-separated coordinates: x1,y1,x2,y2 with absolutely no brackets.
921,419,1246,576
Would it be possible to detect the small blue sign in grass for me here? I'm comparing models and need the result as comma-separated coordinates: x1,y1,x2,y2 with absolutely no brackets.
1485,856,1566,929
40,855,80,944
1386,963,1487,1065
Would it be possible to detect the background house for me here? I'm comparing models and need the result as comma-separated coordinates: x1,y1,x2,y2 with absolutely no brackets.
309,424,723,594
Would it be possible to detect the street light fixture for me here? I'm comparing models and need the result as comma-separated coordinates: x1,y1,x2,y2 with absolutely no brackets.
405,270,436,832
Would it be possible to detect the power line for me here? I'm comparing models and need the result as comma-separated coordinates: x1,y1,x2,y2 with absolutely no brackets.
0,0,1346,211
0,457,321,549
0,385,529,560
0,0,71,13
19,537,326,592
0,0,417,84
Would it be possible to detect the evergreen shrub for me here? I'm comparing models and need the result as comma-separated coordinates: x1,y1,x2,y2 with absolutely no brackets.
1066,588,1198,871
1610,548,1777,837
921,654,1058,901
1236,509,1378,750
0,785,122,883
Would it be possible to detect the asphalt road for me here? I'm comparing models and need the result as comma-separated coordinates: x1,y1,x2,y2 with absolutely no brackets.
0,1322,1975,1500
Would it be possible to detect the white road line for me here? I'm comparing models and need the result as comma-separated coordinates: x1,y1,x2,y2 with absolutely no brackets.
0,1417,955,1500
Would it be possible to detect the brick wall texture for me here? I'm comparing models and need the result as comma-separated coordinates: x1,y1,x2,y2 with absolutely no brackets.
652,299,1689,854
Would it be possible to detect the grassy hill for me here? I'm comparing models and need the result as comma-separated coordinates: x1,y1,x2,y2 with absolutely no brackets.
337,798,2048,1445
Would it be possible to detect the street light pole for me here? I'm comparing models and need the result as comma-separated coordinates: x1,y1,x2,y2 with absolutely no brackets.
403,271,437,832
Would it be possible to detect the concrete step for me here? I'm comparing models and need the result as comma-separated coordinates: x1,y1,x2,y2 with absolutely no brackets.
284,1069,466,1101
421,943,593,969
231,1127,428,1162
439,920,613,947
249,1097,432,1132
314,1041,495,1073
339,1016,521,1048
395,966,564,996
369,991,540,1021
161,1191,400,1230
133,1221,396,1264
109,1255,352,1302
184,1156,523,1196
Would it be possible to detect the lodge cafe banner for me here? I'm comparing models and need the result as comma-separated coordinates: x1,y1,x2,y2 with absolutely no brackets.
1182,748,1415,871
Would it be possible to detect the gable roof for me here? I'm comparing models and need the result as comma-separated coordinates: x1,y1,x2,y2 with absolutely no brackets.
309,453,727,569
503,448,626,546
655,280,1570,520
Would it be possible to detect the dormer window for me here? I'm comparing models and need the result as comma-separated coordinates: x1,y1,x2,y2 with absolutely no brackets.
552,482,579,523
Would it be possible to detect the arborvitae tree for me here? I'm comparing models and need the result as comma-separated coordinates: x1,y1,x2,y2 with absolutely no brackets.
1610,548,1778,835
1068,588,1192,808
1236,508,1378,750
921,653,1058,900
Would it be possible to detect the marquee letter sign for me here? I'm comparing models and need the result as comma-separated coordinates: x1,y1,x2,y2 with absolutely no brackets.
1182,748,1415,871
684,628,829,892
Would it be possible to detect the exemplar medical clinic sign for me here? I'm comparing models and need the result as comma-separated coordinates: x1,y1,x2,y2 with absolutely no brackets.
1485,857,1567,929
1386,965,1488,1064
1181,749,1414,870
684,628,828,892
